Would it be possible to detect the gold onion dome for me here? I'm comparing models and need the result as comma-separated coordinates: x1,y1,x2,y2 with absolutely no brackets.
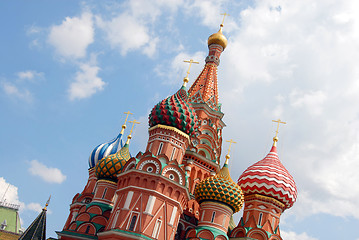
95,143,131,182
194,156,244,212
207,24,228,49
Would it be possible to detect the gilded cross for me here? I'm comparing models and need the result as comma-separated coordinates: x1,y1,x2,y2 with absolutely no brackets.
128,120,140,135
123,111,133,125
44,195,51,210
226,139,237,156
183,59,199,79
220,13,230,26
272,119,286,139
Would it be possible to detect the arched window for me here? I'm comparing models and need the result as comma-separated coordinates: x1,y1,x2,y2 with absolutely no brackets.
170,147,176,161
102,188,107,199
129,215,137,231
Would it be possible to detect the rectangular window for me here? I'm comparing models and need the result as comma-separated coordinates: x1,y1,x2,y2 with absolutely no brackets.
272,217,276,228
222,215,227,226
169,206,177,225
152,219,162,239
170,147,176,161
111,211,120,229
157,142,163,155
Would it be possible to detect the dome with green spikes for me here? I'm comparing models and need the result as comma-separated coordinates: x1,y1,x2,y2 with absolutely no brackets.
95,144,131,181
194,159,244,213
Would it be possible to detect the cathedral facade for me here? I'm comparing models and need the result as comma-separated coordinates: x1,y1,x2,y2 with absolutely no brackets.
56,23,297,240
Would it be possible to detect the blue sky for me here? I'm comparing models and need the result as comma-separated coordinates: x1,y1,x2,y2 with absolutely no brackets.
1,1,359,239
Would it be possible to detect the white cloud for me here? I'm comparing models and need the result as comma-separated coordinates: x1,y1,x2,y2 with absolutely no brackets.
0,177,22,207
96,13,154,56
1,81,33,102
155,51,206,86
68,62,105,100
48,12,94,59
28,160,67,184
290,89,327,116
17,70,44,82
281,231,318,240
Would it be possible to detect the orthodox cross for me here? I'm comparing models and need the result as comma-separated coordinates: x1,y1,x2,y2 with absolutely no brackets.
272,119,286,139
220,13,230,26
226,139,237,156
128,120,140,135
184,59,199,79
123,111,133,125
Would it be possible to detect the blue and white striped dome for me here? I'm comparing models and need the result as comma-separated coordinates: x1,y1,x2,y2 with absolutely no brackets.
88,132,124,169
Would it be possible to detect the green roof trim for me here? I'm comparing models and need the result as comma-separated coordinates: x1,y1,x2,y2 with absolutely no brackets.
57,230,98,239
111,229,154,240
195,226,228,240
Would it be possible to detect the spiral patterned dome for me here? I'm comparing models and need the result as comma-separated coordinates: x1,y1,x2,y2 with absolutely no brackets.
149,86,199,136
195,160,244,213
95,144,131,181
88,132,124,169
237,145,297,209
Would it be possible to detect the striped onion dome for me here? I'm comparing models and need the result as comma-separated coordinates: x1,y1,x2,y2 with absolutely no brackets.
195,158,244,213
95,143,131,181
149,86,199,136
88,132,124,169
237,145,297,209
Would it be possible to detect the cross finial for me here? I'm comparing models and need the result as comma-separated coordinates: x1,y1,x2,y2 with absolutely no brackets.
183,59,199,87
44,195,51,211
272,119,286,146
126,120,140,144
220,13,230,27
120,111,133,134
225,139,236,164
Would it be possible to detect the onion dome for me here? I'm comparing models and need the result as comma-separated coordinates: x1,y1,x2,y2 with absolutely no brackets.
194,155,244,212
95,142,131,182
88,132,124,169
208,24,228,49
149,85,199,136
237,145,297,209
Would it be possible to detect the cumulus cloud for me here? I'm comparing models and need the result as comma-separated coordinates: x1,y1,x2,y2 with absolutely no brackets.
68,62,105,100
0,177,23,206
215,0,359,222
96,13,155,56
48,12,94,59
281,231,318,240
1,81,33,102
28,160,66,184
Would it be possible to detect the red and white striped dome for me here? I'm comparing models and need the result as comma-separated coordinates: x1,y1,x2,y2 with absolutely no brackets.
237,145,297,209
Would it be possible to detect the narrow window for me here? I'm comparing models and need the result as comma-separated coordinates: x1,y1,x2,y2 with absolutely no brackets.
170,147,176,161
102,188,107,199
148,143,153,152
152,219,162,239
211,211,216,223
128,215,137,231
222,215,227,226
258,213,263,226
111,211,120,229
85,225,91,234
157,142,163,155
245,212,250,223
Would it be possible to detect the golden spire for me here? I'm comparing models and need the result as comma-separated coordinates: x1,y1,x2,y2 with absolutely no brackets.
126,120,140,144
272,119,286,146
43,195,51,211
183,59,199,87
225,139,237,165
120,111,133,134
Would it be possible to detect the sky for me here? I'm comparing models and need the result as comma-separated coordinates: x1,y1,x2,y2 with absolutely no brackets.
0,0,359,239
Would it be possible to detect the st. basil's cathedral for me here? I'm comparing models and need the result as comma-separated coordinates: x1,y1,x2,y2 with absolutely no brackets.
51,21,298,240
